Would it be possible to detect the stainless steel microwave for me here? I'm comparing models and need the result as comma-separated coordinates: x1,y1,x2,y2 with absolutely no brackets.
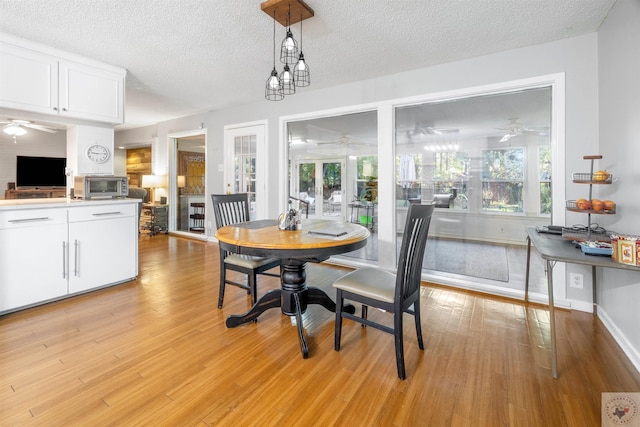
73,175,128,199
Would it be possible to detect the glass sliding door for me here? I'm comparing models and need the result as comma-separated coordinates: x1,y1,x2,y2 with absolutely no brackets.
394,86,553,294
286,110,378,263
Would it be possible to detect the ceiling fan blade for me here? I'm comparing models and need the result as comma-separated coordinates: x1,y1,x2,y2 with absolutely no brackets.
24,123,58,133
499,134,513,143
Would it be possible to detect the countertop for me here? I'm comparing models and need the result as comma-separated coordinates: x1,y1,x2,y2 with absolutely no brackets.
0,197,141,211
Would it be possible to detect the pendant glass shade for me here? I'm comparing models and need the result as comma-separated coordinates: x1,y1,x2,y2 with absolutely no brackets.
279,63,296,95
280,29,299,65
294,52,310,87
265,68,284,101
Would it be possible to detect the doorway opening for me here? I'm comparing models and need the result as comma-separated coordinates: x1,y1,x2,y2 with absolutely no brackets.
171,133,207,238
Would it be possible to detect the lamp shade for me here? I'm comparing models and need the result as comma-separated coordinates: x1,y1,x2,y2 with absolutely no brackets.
142,174,165,188
280,64,296,95
177,175,186,188
280,29,299,64
293,52,310,87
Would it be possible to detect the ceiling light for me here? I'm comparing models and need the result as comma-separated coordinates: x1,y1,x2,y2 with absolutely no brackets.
280,8,299,65
280,63,296,95
265,10,284,101
261,0,314,101
3,124,27,136
294,15,310,87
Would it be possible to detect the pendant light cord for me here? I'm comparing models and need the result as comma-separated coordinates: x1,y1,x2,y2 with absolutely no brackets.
273,11,277,68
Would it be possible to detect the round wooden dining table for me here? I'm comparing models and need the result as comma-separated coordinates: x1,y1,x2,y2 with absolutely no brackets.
215,218,370,358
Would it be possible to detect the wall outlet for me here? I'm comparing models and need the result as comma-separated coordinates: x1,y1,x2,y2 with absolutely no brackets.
569,272,584,289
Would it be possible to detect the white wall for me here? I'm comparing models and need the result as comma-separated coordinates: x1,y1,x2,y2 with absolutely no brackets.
596,0,640,373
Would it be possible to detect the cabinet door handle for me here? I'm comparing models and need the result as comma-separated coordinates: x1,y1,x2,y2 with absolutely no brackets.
8,217,52,223
62,241,67,279
92,211,122,216
53,106,58,111
62,107,67,112
73,240,79,277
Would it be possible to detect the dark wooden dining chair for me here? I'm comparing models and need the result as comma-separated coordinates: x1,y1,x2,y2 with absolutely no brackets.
211,193,281,308
333,203,435,379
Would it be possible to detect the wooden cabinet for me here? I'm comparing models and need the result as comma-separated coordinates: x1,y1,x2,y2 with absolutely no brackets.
0,201,138,314
0,208,69,311
5,189,67,199
0,36,125,124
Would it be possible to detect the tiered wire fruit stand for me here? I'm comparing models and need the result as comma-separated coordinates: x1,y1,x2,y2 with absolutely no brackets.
563,155,615,242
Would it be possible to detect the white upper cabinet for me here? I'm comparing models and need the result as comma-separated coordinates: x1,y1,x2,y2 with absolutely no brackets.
0,35,126,124
59,60,124,123
0,42,59,114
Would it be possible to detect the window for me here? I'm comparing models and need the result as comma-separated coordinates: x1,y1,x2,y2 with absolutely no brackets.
482,148,525,213
432,151,470,210
234,135,256,205
356,156,378,201
539,146,551,215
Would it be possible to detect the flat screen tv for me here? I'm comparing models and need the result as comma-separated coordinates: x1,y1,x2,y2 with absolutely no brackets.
16,156,67,188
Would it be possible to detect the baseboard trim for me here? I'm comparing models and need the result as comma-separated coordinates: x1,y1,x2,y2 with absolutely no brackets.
597,307,640,375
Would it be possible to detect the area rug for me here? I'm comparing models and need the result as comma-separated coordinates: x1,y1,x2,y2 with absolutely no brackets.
423,239,509,282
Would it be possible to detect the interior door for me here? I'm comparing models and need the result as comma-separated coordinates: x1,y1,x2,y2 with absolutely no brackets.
224,122,267,220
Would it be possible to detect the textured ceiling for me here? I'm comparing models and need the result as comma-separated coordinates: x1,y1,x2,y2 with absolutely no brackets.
0,0,615,131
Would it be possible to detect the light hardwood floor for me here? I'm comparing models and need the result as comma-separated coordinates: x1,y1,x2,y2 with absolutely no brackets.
1,234,639,426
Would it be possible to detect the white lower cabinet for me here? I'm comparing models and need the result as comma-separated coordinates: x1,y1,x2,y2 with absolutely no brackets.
0,212,69,311
0,202,138,313
68,206,137,294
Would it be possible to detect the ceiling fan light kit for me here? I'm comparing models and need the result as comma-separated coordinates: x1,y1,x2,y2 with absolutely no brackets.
2,119,58,142
261,0,314,101
3,124,27,136
497,118,549,142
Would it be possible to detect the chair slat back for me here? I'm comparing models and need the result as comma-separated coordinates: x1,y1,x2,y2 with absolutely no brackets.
211,193,251,230
396,203,435,301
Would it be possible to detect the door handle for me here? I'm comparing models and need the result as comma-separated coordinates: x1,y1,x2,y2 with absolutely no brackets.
62,241,67,279
73,240,79,277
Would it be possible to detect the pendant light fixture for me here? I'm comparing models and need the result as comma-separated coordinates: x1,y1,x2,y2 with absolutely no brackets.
280,63,296,95
280,5,299,65
293,15,310,87
265,10,284,101
261,0,314,101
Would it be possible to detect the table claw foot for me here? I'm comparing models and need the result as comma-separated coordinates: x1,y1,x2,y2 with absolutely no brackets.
307,287,355,314
226,289,282,328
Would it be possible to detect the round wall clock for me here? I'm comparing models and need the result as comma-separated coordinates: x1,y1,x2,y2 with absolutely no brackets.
86,144,110,164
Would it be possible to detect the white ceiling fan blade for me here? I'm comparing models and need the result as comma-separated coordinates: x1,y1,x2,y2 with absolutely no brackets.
499,134,513,142
24,123,58,133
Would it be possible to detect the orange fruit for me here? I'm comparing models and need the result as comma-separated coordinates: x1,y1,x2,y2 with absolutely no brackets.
591,199,604,211
575,198,589,209
603,200,616,211
593,170,610,181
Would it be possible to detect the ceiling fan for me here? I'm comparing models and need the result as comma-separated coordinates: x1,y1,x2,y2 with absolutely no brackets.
403,123,459,142
1,119,58,136
315,135,370,146
496,118,547,142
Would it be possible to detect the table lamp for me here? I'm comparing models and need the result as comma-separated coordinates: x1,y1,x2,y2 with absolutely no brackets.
142,174,167,203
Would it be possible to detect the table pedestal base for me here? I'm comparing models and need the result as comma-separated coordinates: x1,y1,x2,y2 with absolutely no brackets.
225,262,355,358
